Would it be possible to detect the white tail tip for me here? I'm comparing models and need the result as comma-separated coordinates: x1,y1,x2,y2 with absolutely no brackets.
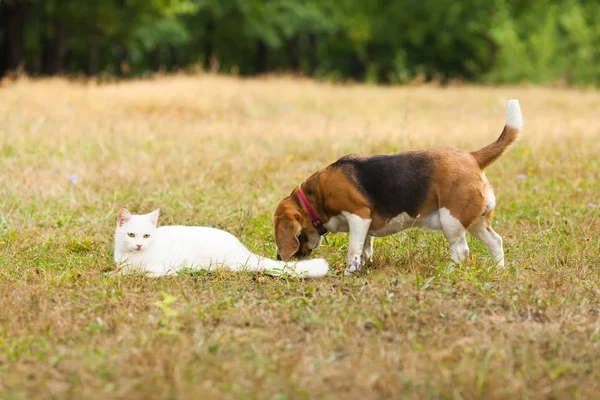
506,99,523,130
294,259,329,278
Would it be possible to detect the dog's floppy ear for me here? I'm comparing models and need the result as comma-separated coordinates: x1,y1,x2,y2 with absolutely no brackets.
274,214,302,262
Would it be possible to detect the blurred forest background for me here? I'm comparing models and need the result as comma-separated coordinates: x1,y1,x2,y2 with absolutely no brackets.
0,0,599,85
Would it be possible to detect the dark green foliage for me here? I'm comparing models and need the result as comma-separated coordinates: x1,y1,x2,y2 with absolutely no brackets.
0,0,598,84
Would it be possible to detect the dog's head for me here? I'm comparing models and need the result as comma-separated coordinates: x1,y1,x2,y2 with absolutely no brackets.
273,193,323,261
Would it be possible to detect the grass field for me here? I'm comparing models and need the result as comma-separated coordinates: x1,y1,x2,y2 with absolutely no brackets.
1,75,599,399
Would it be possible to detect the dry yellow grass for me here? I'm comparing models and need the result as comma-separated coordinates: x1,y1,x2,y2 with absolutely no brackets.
0,75,599,399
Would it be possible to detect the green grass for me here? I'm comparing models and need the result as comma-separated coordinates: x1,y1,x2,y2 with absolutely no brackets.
0,76,599,399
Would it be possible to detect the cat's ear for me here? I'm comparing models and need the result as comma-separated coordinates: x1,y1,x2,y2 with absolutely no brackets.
148,209,160,226
117,208,132,227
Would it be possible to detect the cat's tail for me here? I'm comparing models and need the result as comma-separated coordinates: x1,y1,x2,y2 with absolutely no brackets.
248,256,329,278
273,258,329,278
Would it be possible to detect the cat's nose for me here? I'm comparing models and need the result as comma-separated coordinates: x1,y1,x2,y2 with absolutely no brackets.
136,244,142,249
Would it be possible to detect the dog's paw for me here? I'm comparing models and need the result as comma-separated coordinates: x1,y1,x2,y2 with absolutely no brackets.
344,260,363,276
360,255,373,267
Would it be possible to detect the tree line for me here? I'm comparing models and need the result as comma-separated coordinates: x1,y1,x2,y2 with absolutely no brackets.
1,0,598,85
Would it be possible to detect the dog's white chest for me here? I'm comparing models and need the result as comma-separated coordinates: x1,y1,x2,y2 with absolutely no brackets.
325,214,350,233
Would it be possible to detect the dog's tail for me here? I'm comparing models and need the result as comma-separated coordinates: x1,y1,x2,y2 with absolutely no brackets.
471,99,523,170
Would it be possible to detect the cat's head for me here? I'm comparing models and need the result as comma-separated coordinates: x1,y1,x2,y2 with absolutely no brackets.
115,208,160,253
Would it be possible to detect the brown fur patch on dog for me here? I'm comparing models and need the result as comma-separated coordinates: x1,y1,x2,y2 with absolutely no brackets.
431,148,488,228
273,199,303,261
471,126,520,170
318,167,373,220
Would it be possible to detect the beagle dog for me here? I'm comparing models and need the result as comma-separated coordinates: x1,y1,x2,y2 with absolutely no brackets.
274,100,523,275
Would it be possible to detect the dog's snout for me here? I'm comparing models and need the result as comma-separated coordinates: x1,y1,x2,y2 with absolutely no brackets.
293,248,312,260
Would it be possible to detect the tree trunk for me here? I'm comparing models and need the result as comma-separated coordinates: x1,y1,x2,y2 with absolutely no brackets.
307,33,318,75
349,51,365,81
53,21,66,74
40,8,65,75
287,37,300,72
203,19,215,70
151,48,161,72
113,44,129,77
88,38,99,76
86,2,98,76
0,1,30,77
255,40,268,74
170,45,183,71
0,3,10,76
41,21,52,75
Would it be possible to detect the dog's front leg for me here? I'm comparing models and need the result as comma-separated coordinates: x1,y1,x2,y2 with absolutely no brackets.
343,212,372,276
362,236,374,265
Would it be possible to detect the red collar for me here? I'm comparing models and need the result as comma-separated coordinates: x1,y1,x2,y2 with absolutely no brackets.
297,186,328,236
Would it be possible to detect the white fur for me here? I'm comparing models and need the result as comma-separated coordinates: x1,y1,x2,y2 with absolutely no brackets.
439,208,469,264
308,233,322,250
481,173,496,214
468,216,504,267
485,186,496,211
113,209,328,278
325,213,374,272
362,236,374,264
324,214,349,233
506,99,523,130
342,211,371,275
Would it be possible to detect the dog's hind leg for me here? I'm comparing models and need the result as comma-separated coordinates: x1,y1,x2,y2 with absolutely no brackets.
468,211,504,267
440,208,469,265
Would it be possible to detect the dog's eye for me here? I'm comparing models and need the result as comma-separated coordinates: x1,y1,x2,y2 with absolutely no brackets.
127,233,135,238
143,234,150,239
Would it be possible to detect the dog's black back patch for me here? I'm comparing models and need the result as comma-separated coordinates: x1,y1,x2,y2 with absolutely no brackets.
333,152,433,218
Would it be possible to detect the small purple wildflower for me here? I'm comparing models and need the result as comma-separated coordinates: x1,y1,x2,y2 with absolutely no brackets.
68,174,77,184
517,174,527,180
588,203,598,209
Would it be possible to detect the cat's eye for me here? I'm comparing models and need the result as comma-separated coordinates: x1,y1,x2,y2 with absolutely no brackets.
127,233,135,238
143,234,150,238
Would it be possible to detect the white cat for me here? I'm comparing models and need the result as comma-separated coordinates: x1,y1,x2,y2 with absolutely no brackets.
112,208,329,278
